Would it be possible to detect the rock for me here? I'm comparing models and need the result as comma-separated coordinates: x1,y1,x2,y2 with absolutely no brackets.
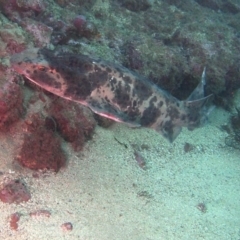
0,77,24,131
47,98,96,151
0,179,31,204
9,212,21,230
61,222,73,231
17,113,66,172
30,209,51,218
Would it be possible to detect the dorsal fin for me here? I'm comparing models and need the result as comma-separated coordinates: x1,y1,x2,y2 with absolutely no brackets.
187,67,206,101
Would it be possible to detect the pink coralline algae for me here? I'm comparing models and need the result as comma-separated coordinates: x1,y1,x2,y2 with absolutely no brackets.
73,15,87,32
72,15,99,39
14,0,46,13
48,14,100,45
22,18,53,47
0,179,31,204
0,0,50,47
0,24,26,56
0,0,46,20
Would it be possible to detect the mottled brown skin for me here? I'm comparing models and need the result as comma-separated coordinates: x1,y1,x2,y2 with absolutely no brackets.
11,48,212,142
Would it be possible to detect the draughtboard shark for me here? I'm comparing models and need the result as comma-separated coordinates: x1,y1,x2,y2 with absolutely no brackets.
10,48,212,142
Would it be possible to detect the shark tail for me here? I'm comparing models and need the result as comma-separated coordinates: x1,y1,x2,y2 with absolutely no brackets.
158,68,213,143
183,67,213,131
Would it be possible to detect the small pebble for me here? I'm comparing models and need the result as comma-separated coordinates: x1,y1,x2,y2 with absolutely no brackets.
134,150,146,170
9,212,20,230
30,209,51,218
61,222,73,232
196,202,207,213
184,142,194,153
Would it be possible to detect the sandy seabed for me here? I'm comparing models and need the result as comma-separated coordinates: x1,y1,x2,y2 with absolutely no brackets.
0,107,239,240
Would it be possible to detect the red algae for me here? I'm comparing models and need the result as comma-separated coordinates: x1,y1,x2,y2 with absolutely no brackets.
0,76,24,131
9,212,21,230
17,113,66,172
46,98,96,152
0,179,31,204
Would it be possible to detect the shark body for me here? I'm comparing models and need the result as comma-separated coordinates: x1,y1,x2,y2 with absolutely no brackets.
10,48,212,142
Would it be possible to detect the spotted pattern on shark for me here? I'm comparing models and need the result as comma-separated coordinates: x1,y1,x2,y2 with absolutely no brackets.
10,48,213,142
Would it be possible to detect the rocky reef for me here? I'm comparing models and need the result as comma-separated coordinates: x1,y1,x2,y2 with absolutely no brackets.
0,0,239,173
